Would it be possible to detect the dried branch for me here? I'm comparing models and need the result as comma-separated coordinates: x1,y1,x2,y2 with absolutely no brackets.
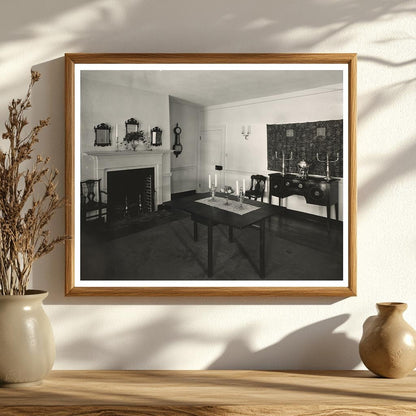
0,71,67,295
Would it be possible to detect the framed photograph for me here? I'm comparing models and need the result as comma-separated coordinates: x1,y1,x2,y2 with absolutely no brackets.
65,53,356,296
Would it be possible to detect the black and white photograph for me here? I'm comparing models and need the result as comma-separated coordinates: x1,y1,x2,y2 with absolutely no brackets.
65,54,356,296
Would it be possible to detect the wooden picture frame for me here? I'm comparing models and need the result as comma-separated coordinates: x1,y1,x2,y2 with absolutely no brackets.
65,53,356,296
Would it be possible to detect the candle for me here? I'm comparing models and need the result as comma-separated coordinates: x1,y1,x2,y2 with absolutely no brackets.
115,123,118,138
236,180,239,194
243,179,246,194
209,174,211,189
214,174,217,187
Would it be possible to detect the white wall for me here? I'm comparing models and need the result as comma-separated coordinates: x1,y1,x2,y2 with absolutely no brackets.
201,85,344,219
1,0,415,371
169,98,200,194
80,76,172,202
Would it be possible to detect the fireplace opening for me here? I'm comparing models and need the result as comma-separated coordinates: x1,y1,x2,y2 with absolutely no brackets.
107,167,155,222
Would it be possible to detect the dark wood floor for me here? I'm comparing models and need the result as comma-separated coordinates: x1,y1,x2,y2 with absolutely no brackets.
81,202,343,281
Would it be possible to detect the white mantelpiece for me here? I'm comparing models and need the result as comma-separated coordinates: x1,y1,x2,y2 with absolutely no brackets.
84,150,170,207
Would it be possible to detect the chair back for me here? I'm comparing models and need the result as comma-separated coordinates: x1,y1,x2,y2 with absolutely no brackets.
250,175,266,193
81,179,102,206
247,175,267,202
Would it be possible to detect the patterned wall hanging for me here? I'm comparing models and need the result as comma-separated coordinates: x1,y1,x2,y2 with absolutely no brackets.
267,119,343,178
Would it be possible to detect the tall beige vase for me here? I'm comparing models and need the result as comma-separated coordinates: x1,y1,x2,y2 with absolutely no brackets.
359,302,416,378
0,290,55,387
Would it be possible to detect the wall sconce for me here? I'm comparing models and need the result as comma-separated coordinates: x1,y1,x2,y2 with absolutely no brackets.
241,125,251,140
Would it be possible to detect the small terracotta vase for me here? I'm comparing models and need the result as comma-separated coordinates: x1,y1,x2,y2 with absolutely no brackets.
359,302,416,378
0,290,55,387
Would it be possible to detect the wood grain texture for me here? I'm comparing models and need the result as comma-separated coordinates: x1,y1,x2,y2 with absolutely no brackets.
65,53,357,64
64,53,357,297
1,370,415,415
64,54,75,296
65,286,357,297
3,405,416,416
348,54,358,296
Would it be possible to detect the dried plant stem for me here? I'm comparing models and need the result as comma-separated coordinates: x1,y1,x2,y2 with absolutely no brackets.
0,71,66,295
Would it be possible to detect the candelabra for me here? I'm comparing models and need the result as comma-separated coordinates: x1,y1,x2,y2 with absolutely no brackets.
115,135,121,152
223,185,234,205
210,186,217,201
275,150,293,176
316,153,339,181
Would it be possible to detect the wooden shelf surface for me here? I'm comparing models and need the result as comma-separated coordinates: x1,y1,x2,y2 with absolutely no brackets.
1,370,415,415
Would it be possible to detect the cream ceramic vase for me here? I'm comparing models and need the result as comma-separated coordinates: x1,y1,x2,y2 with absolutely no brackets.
359,302,416,378
0,290,55,387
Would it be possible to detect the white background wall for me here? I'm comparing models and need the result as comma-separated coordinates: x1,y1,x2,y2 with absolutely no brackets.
0,0,415,370
81,77,171,154
81,76,172,201
202,85,344,219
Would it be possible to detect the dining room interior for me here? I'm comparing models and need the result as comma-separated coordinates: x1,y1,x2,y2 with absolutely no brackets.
79,67,344,282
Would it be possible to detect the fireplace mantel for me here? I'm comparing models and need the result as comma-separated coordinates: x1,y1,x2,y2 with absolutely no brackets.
86,149,171,157
84,150,170,207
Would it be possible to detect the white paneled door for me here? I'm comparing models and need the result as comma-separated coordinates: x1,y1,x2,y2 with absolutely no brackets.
198,126,225,193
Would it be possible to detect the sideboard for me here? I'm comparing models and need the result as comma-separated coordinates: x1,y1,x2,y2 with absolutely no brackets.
269,173,340,221
1,370,415,415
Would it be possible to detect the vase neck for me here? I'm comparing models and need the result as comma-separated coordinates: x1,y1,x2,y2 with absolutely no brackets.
377,302,407,316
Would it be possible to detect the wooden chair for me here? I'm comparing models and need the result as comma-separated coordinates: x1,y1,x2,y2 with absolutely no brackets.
245,175,267,202
80,179,107,223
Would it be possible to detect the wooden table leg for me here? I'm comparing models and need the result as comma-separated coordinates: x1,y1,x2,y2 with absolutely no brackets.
228,226,233,242
193,221,198,241
326,205,331,232
326,205,331,220
208,223,213,277
260,219,265,278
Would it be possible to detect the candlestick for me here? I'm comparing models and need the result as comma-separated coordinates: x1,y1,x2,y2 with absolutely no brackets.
239,187,244,209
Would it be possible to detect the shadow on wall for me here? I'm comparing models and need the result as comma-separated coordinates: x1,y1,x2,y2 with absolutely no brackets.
55,312,205,369
6,0,414,304
207,314,360,370
0,0,413,98
53,309,359,370
359,139,416,209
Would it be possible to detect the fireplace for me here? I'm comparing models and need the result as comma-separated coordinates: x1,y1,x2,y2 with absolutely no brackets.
107,167,154,221
84,150,167,212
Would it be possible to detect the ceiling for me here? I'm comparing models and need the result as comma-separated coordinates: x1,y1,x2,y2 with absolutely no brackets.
81,69,343,107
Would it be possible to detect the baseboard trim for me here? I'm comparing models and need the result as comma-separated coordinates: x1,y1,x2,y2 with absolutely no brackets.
281,206,342,227
171,190,196,200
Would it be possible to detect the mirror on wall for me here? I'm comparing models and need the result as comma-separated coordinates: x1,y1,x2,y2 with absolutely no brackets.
94,123,111,147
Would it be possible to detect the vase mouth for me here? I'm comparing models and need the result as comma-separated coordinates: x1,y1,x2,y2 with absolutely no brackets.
377,302,407,312
0,290,48,300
